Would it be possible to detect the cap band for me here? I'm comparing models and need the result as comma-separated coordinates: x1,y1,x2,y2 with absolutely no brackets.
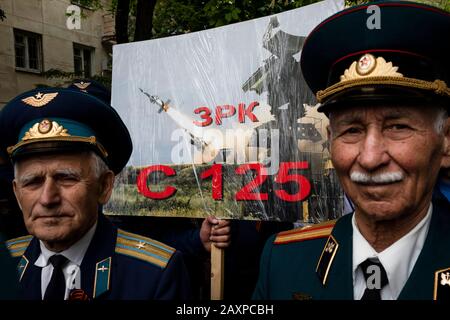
7,118,108,159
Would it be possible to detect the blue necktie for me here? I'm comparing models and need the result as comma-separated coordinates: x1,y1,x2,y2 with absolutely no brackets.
44,255,68,300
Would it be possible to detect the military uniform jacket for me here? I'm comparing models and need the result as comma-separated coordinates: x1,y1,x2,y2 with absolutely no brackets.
253,199,450,300
0,234,19,299
6,214,191,300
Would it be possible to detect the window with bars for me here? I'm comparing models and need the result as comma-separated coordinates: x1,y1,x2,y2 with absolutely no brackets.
14,29,42,72
73,44,93,78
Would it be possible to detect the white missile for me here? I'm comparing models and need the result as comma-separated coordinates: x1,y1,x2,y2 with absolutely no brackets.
139,89,272,165
140,89,225,163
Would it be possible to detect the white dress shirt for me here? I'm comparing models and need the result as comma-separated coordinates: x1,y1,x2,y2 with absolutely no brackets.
352,205,432,300
35,222,97,300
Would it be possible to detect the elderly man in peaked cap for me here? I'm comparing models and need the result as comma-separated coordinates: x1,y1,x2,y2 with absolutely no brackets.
0,87,191,300
253,1,450,300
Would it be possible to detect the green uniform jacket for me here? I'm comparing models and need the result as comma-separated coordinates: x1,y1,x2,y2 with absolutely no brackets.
253,198,450,300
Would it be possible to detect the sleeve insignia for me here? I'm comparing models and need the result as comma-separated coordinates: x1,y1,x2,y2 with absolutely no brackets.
115,229,175,269
21,92,58,108
274,220,336,245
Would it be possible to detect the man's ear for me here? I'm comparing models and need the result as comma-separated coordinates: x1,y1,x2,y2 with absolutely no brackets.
327,125,331,139
327,125,333,153
98,171,115,205
441,118,450,169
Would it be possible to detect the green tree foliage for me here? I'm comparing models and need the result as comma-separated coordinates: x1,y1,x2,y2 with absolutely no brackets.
41,69,111,88
69,0,450,42
152,0,324,38
72,0,104,10
408,0,449,11
54,0,447,86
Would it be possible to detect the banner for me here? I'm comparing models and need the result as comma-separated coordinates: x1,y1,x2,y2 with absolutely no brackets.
109,0,345,222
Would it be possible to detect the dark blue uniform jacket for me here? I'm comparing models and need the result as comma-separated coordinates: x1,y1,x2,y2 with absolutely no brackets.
6,214,191,300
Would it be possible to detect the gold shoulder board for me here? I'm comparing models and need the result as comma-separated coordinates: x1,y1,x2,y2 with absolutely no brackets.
115,229,175,269
274,220,336,245
6,235,33,257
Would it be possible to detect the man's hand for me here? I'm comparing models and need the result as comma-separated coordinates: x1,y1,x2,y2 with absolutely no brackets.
199,215,231,253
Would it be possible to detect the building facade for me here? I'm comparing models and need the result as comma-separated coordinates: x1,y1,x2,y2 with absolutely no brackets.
0,0,114,107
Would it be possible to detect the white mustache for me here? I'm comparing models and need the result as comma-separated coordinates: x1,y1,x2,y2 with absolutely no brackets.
350,171,404,184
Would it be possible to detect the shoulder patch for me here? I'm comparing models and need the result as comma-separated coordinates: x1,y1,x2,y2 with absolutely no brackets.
6,235,33,257
274,220,336,245
115,229,175,269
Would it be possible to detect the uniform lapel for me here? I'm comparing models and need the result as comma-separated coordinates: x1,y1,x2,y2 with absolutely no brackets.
19,238,44,300
316,214,354,299
79,214,116,300
398,201,450,300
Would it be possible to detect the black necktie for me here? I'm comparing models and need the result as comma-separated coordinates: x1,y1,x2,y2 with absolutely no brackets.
359,258,389,300
44,255,68,300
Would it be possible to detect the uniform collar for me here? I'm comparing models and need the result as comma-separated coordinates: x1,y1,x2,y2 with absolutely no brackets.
79,214,116,299
35,221,97,268
352,204,432,299
315,214,354,299
19,214,115,300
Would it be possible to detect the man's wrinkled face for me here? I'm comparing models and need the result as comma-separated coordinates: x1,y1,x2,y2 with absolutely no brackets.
328,104,448,221
13,153,113,250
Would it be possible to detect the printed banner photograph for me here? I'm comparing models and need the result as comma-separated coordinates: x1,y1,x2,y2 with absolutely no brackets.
108,0,345,222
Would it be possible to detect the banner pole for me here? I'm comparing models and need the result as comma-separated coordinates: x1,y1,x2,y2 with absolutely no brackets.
211,245,225,300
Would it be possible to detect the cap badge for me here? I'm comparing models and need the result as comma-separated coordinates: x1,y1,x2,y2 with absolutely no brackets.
22,120,70,141
74,82,91,91
357,54,376,75
340,54,403,82
21,92,58,108
38,119,52,134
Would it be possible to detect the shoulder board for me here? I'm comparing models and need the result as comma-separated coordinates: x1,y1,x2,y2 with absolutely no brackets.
274,220,336,245
6,235,33,257
115,229,175,269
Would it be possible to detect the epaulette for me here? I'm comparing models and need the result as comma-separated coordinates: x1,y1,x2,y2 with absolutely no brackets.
115,229,175,269
274,220,336,245
5,235,33,257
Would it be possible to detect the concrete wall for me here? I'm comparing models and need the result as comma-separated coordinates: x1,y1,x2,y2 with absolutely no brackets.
0,0,112,107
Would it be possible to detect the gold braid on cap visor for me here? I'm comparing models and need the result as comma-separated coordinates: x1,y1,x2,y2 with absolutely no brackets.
316,54,450,103
7,119,108,158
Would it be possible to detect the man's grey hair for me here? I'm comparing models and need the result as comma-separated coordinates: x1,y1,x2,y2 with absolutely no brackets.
434,106,448,134
90,151,110,179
